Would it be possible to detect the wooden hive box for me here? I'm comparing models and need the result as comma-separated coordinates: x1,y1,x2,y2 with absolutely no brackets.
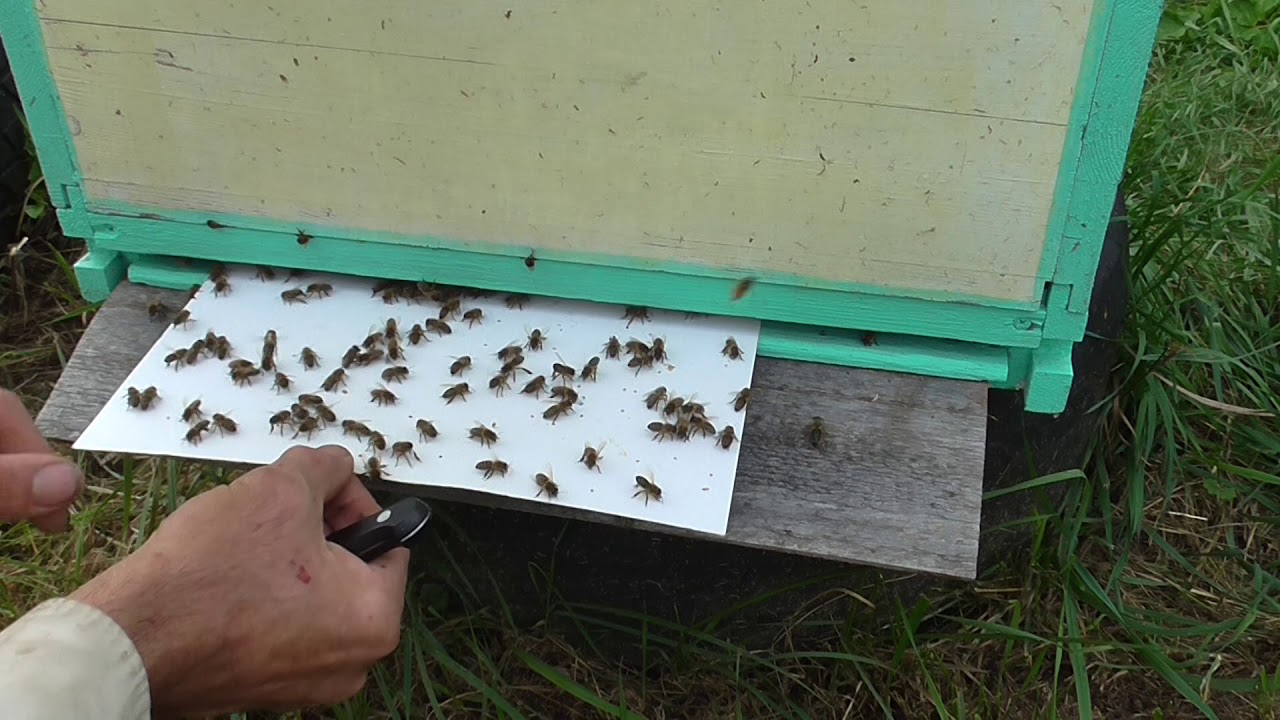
2,0,1160,578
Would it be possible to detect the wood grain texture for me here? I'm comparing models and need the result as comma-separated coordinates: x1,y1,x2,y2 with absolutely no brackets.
36,0,1094,303
36,281,986,578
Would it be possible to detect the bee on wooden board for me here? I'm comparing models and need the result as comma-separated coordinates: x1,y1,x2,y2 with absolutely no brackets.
521,375,547,398
126,386,159,410
362,457,389,482
181,399,204,424
172,309,193,328
469,423,499,447
623,306,650,327
450,356,472,376
526,329,546,351
733,387,751,412
272,372,292,392
416,419,439,442
645,386,668,411
211,413,238,436
370,387,398,406
281,288,307,305
551,362,576,384
648,421,679,442
633,475,662,505
805,416,827,449
269,410,293,435
505,294,530,310
442,382,471,404
299,347,321,370
363,331,384,350
231,365,263,387
306,282,333,298
579,443,605,473
549,386,578,406
408,323,428,346
293,416,321,440
463,308,484,327
321,368,348,392
722,337,744,361
367,432,388,454
391,441,420,466
185,420,211,445
438,297,462,320
381,366,410,384
342,419,374,439
488,373,512,396
543,399,575,424
475,459,510,479
426,319,452,336
147,301,169,322
582,356,600,382
535,471,559,500
213,276,232,296
255,266,277,281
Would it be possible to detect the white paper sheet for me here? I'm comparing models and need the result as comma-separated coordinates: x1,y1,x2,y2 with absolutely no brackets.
74,267,760,535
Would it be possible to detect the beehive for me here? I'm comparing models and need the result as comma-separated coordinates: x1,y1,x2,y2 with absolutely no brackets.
3,0,1160,414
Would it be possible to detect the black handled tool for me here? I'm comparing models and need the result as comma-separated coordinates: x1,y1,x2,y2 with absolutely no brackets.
326,497,432,562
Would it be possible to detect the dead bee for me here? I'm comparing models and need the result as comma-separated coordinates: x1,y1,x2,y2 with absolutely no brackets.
718,425,737,449
281,288,307,305
342,419,373,439
269,410,294,435
467,421,508,448
633,475,663,505
535,472,559,500
291,403,311,421
549,386,579,405
651,337,667,363
384,318,400,341
293,416,321,440
805,416,826,449
185,420,211,445
526,329,546,351
426,318,452,336
367,431,388,453
272,372,292,392
211,413,238,436
648,421,679,442
603,336,622,359
181,399,204,423
255,266,277,281
172,309,193,328
231,365,263,387
623,306,650,327
370,387,398,406
450,356,472,376
662,396,685,418
164,350,188,370
521,375,548,398
314,404,337,427
731,277,756,301
543,399,575,424
363,331,384,350
213,276,232,296
438,297,461,320
475,459,510,479
416,419,439,442
645,386,668,411
391,441,420,466
260,331,278,370
381,365,410,384
488,373,511,396
299,347,320,370
362,457,388,482
505,294,530,309
341,345,362,369
126,386,159,410
624,339,650,357
147,301,169,321
722,337,744,360
298,393,324,407
462,308,484,327
306,282,333,298
354,349,384,366
734,388,752,412
321,368,347,392
582,356,600,382
552,363,576,384
442,382,471,404
497,344,524,362
579,444,604,472
690,415,717,439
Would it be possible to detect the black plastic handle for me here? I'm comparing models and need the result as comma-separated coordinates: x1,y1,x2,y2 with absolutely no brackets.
326,497,432,562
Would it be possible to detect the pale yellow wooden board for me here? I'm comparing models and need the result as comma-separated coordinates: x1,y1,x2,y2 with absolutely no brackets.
39,0,1094,302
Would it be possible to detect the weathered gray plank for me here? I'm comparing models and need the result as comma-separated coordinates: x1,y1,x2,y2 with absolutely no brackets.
37,281,986,578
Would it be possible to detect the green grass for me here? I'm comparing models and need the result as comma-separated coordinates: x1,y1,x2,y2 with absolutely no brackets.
3,4,1279,718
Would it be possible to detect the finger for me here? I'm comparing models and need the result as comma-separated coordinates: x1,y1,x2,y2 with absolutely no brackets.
366,547,411,600
29,507,71,534
322,479,381,532
0,455,84,524
0,389,51,454
271,444,355,503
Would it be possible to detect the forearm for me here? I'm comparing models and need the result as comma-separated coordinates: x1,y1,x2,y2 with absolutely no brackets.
0,598,151,720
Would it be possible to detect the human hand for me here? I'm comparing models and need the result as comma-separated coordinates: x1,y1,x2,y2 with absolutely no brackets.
0,388,84,532
70,445,410,716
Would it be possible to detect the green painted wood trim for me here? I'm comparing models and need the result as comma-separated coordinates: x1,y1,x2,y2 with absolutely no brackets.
72,247,127,303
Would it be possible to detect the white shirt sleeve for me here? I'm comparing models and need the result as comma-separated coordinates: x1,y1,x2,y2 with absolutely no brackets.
0,597,151,719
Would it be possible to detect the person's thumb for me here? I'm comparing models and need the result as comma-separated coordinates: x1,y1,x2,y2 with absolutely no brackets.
0,454,84,525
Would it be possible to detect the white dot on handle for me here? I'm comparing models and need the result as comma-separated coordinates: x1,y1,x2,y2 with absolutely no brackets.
376,509,391,523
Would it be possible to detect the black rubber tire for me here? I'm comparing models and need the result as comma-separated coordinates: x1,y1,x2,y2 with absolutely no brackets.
0,36,31,238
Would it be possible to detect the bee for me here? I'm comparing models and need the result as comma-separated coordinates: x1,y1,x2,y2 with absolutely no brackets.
185,420,211,445
269,410,294,435
475,459,510,479
805,416,826,449
381,366,410,384
633,475,662,505
469,423,499,447
462,308,484,327
296,393,323,408
180,399,204,423
228,358,255,371
521,375,548,398
543,399,575,424
450,356,472,376
416,419,439,442
391,441,420,466
255,266,276,281
354,349,384,366
148,301,169,321
731,277,756,301
281,288,308,305
362,457,388,482
212,336,232,360
211,413,238,436
488,373,512,395
582,356,600,382
314,404,337,427
426,318,452,336
718,425,737,449
342,419,373,439
371,279,399,297
293,416,321,440
231,365,262,387
300,347,321,370
209,263,228,282
497,344,524,362
126,386,159,410
624,340,650,357
307,282,333,298
500,356,530,378
164,350,188,370
272,372,292,392
535,472,559,500
408,323,428,345
722,337,743,360
645,386,668,411
551,363,576,384
627,354,654,375
648,421,679,442
603,336,622,359
291,403,311,421
623,306,650,327
690,415,717,439
213,276,232,296
861,332,879,347
370,387,398,406
505,294,530,309
579,444,604,473
549,386,579,405
442,382,471,404
384,318,399,341
438,297,461,320
682,400,706,417
526,329,546,351
733,388,751,412
367,432,388,453
650,338,667,363
662,396,685,418
295,229,313,246
321,368,347,392
385,336,404,361
183,345,204,367
172,309,193,328
362,331,384,350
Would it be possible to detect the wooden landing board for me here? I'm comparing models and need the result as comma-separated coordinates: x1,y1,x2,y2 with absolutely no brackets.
37,281,986,578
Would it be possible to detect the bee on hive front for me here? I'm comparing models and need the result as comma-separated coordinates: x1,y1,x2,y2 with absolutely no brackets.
269,410,293,435
648,421,679,442
520,375,547,398
733,388,751,412
255,266,276,281
211,413,238,436
442,382,471,404
603,336,622,359
362,457,388,482
164,350,187,371
449,356,472,376
645,386,668,411
505,294,530,309
391,441,420,466
172,309,193,328
462,308,484,327
526,329,546,351
185,420,211,445
126,386,159,411
321,368,348,392
314,404,337,427
438,297,461,320
582,356,600,382
475,459,510,479
367,432,388,454
468,423,499,447
231,365,263,387
299,347,321,370
543,399,574,424
633,475,662,505
342,419,373,439
370,387,398,406
623,306,650,327
551,363,576,384
535,471,559,500
416,419,439,442
579,443,605,473
722,337,743,361
488,373,511,396
381,366,410,384
213,275,232,296
281,288,307,305
271,372,292,393
306,282,333,298
408,323,428,345
426,319,452,336
181,399,204,424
